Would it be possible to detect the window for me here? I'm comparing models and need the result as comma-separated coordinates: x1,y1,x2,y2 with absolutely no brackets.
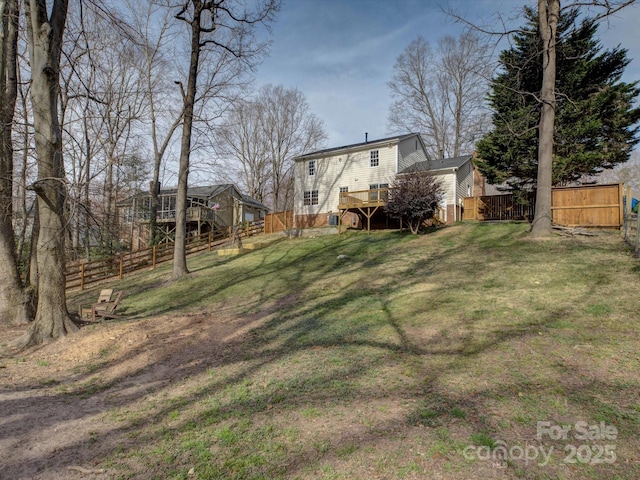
370,150,379,167
339,186,348,193
369,183,389,201
303,190,319,206
369,184,379,201
308,159,316,176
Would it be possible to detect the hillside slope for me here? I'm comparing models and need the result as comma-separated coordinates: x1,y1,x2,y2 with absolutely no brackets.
1,223,639,479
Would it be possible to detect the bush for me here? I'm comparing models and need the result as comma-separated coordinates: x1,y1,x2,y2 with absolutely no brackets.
385,171,444,234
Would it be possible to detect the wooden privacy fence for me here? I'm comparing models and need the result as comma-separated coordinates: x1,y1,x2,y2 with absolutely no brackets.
264,210,293,234
463,193,535,221
463,183,624,228
65,221,264,290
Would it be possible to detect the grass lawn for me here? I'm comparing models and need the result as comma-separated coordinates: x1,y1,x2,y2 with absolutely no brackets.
4,222,640,479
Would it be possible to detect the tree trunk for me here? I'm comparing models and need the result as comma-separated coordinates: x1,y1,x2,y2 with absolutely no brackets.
172,2,204,280
23,0,77,345
0,0,31,326
531,0,559,237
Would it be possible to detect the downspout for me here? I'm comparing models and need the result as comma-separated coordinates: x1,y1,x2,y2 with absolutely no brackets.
453,168,457,222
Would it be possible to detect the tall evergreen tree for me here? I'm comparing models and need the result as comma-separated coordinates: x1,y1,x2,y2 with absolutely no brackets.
476,7,640,191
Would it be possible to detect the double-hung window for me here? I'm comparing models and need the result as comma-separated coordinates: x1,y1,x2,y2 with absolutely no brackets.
303,190,319,206
370,150,379,167
369,183,389,201
308,160,316,176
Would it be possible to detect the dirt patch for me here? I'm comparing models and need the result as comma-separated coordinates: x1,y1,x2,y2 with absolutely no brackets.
0,311,266,480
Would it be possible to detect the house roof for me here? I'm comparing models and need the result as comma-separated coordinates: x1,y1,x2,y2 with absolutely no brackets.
156,184,235,198
398,154,473,174
295,133,421,160
239,193,268,211
117,184,268,211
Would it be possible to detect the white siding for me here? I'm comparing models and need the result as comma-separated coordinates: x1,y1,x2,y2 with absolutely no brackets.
433,172,455,206
294,144,398,216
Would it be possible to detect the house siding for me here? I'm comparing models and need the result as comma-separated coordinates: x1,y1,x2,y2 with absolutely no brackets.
294,143,398,219
397,136,429,172
293,133,451,228
456,160,474,204
433,171,456,206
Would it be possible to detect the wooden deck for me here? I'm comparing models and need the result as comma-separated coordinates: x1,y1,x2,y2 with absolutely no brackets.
338,189,389,232
338,188,388,210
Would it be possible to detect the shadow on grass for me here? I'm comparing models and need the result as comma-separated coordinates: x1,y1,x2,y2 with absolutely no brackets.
3,223,640,479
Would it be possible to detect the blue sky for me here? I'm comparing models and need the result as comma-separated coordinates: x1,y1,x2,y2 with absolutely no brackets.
255,0,640,149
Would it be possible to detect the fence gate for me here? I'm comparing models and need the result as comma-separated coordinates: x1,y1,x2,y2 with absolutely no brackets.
264,210,293,234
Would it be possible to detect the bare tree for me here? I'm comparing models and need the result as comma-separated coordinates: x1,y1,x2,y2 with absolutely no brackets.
259,84,326,211
127,0,183,247
598,151,640,193
218,99,270,202
23,0,77,345
0,0,31,326
388,32,492,159
91,29,148,252
171,0,280,280
218,85,326,211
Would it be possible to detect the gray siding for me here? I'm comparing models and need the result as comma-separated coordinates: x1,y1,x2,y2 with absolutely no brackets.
397,136,428,172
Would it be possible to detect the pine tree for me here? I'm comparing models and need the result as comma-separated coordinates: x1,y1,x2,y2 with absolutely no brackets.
476,7,640,191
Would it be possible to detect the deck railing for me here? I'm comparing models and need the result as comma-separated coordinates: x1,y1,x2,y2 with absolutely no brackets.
338,188,388,209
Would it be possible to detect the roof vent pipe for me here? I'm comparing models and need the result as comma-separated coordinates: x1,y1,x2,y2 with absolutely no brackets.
365,132,368,143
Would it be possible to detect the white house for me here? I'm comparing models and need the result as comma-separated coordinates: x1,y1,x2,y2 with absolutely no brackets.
293,133,483,229
399,155,485,223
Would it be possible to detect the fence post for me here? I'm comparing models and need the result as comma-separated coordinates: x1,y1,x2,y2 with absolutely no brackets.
80,263,85,291
624,186,632,241
208,231,212,252
635,209,640,252
119,255,124,280
152,245,157,270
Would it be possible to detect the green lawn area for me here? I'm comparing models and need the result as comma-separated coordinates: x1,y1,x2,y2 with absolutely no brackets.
65,222,640,479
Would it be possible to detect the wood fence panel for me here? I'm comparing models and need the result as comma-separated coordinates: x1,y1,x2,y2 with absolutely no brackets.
551,183,623,228
462,197,477,220
264,211,293,234
463,183,623,228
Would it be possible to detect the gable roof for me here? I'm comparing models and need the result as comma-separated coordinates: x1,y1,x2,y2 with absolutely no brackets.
295,133,422,161
398,154,473,174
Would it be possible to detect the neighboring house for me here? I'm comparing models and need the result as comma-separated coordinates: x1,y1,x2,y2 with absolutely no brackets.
293,133,483,229
118,184,267,250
